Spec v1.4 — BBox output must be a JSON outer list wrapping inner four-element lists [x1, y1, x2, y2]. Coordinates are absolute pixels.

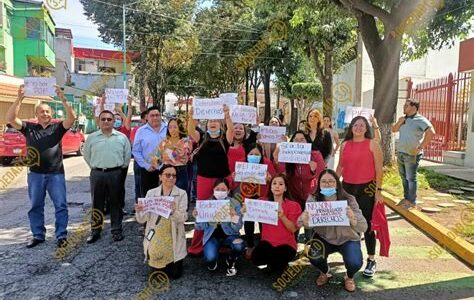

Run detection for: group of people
[[6, 83, 435, 292]]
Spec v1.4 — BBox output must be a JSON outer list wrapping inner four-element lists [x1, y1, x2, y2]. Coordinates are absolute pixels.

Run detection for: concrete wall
[[463, 71, 474, 167], [54, 36, 73, 86]]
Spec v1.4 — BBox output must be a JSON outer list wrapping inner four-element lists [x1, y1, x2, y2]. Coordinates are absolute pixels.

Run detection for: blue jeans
[[191, 160, 198, 202], [203, 235, 245, 263], [309, 238, 363, 278], [397, 152, 422, 203], [175, 165, 188, 192], [133, 160, 141, 203], [27, 172, 68, 240]]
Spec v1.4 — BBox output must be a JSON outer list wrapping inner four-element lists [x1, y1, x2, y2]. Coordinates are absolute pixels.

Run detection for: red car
[[0, 119, 85, 165]]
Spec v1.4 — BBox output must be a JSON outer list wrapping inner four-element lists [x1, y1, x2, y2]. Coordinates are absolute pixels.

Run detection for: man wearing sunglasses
[[83, 110, 131, 243]]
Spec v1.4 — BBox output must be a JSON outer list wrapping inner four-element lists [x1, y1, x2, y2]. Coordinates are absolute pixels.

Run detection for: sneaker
[[344, 274, 356, 292], [396, 199, 409, 207], [226, 258, 237, 276], [362, 259, 376, 277], [57, 238, 68, 248], [207, 261, 218, 271], [315, 271, 332, 286]]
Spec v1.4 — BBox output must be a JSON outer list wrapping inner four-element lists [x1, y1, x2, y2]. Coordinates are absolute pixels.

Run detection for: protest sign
[[196, 200, 231, 223], [344, 106, 374, 124], [230, 105, 257, 125], [193, 98, 224, 120], [95, 103, 115, 117], [220, 93, 238, 107], [24, 77, 56, 97], [235, 162, 267, 185], [278, 142, 311, 164], [306, 201, 349, 227], [243, 199, 279, 225], [137, 196, 174, 218], [105, 88, 128, 103], [258, 126, 286, 143]]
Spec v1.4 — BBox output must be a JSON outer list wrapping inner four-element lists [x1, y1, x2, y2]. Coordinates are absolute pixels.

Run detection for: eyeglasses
[[100, 118, 113, 122], [162, 173, 177, 179], [320, 180, 337, 185]]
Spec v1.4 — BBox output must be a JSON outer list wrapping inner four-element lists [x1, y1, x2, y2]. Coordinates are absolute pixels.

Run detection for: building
[[54, 27, 72, 87], [0, 0, 55, 77]]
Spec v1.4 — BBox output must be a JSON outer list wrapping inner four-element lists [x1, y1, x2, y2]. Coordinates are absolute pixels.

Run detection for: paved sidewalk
[[420, 160, 474, 183]]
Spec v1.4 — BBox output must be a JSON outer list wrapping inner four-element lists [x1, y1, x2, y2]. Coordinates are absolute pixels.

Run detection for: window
[[26, 17, 41, 39], [46, 27, 54, 49], [78, 60, 86, 71], [98, 66, 116, 73]]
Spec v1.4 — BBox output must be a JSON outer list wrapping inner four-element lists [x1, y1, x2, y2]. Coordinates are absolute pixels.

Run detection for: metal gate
[[408, 72, 471, 162]]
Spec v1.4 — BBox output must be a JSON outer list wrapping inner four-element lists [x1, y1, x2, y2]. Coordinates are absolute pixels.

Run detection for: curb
[[382, 191, 474, 268]]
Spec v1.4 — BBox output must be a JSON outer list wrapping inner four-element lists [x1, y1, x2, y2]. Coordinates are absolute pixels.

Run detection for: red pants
[[188, 176, 216, 255]]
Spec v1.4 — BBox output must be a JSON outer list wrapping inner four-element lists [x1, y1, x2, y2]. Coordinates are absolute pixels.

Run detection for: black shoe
[[86, 233, 101, 244], [112, 232, 124, 242], [362, 259, 377, 277], [57, 238, 68, 248], [26, 238, 45, 248]]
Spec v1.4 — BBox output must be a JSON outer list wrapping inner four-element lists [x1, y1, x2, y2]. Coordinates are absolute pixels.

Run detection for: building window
[[46, 28, 54, 49], [98, 66, 116, 73], [77, 60, 86, 71], [26, 18, 41, 39]]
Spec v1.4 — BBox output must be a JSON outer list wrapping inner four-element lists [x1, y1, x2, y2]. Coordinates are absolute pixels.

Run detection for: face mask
[[320, 187, 337, 197], [113, 120, 122, 128], [213, 190, 228, 200], [207, 129, 221, 136], [247, 154, 261, 164]]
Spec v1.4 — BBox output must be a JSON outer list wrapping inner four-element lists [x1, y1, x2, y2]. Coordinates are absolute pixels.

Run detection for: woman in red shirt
[[250, 174, 302, 272], [336, 116, 383, 278]]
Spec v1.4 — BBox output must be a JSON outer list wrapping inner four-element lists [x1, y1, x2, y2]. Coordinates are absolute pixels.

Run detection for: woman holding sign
[[336, 116, 383, 278], [187, 105, 234, 256], [192, 178, 244, 276], [250, 174, 302, 272], [135, 164, 188, 279], [305, 109, 333, 161], [299, 169, 367, 292], [227, 123, 258, 173]]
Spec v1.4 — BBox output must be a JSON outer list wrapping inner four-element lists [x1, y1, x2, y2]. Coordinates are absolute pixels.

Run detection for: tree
[[292, 81, 323, 123], [331, 0, 474, 164]]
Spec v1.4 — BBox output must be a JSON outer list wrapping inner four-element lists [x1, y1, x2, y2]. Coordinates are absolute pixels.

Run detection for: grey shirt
[[398, 113, 432, 155]]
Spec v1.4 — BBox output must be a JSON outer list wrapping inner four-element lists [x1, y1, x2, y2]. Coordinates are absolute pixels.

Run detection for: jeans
[[191, 160, 198, 202], [397, 152, 422, 203], [309, 237, 363, 279], [175, 165, 188, 192], [27, 172, 68, 240], [133, 160, 141, 203], [203, 235, 245, 263]]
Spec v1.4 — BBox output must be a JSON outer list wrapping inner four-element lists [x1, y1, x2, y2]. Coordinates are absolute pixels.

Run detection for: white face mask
[[213, 190, 228, 200]]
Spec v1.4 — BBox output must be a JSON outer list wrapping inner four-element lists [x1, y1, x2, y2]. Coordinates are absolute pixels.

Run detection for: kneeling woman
[[135, 165, 188, 279], [299, 169, 367, 292], [193, 178, 245, 276], [250, 174, 302, 272]]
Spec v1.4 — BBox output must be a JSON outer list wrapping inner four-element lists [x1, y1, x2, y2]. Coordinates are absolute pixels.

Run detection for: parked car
[[0, 120, 85, 166]]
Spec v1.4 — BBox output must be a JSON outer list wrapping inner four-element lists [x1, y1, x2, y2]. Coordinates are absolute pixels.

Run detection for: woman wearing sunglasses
[[135, 164, 188, 279]]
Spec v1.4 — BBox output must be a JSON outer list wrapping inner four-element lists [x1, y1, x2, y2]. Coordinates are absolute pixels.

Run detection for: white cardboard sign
[[344, 106, 374, 124], [24, 77, 56, 97], [243, 199, 279, 225], [235, 162, 267, 185], [306, 200, 349, 227], [95, 103, 115, 117], [193, 98, 224, 120], [105, 88, 129, 103], [219, 93, 238, 107], [137, 196, 174, 219], [258, 126, 286, 143], [278, 142, 311, 164], [230, 105, 257, 125], [196, 200, 231, 223]]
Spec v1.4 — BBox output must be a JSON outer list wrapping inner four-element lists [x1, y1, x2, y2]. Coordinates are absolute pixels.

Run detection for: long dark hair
[[166, 118, 186, 139], [286, 130, 311, 175], [323, 115, 332, 129], [268, 173, 292, 201], [344, 116, 372, 141], [313, 169, 351, 201], [245, 143, 264, 164]]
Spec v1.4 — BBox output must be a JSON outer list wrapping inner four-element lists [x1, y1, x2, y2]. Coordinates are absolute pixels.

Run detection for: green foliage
[[292, 82, 322, 101]]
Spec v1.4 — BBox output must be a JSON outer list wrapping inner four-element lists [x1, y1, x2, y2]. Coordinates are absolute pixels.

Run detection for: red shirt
[[130, 126, 141, 144], [117, 126, 130, 139], [227, 145, 246, 173], [341, 139, 375, 184], [261, 199, 302, 250]]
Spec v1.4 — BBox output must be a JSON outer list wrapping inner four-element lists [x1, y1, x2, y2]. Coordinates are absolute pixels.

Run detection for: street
[[0, 156, 473, 300]]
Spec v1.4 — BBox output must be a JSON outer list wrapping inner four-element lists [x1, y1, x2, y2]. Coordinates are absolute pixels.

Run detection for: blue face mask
[[320, 187, 337, 197], [247, 154, 261, 164], [207, 129, 221, 136], [113, 120, 122, 128]]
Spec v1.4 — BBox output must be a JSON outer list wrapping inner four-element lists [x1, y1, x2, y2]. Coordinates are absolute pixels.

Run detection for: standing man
[[6, 85, 76, 248], [130, 110, 148, 209], [132, 106, 167, 197], [392, 99, 435, 208], [78, 114, 87, 133], [83, 110, 131, 243]]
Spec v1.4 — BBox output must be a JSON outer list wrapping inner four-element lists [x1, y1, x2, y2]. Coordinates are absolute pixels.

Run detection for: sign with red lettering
[[306, 201, 349, 227], [243, 199, 278, 225], [138, 196, 174, 218]]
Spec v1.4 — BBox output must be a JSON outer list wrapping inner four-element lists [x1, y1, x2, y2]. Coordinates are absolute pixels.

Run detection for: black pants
[[140, 167, 160, 197], [151, 260, 183, 280], [343, 181, 376, 256], [119, 166, 128, 209], [90, 169, 123, 234], [244, 221, 262, 248], [251, 240, 296, 272]]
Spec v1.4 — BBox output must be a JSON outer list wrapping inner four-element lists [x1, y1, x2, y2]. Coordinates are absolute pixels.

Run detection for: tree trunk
[[245, 68, 250, 106], [262, 68, 272, 124], [138, 49, 147, 112], [322, 50, 333, 118], [253, 68, 259, 108], [290, 98, 297, 136]]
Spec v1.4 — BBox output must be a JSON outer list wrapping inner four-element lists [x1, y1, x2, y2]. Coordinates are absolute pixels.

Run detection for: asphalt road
[[0, 156, 473, 300]]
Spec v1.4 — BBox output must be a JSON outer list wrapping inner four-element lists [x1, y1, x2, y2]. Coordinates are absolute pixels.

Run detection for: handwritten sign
[[235, 162, 267, 185], [24, 77, 56, 97], [105, 88, 129, 103], [306, 201, 349, 227], [278, 142, 311, 164], [196, 200, 231, 222], [219, 93, 238, 106], [344, 106, 374, 124], [95, 103, 115, 117], [230, 105, 257, 125], [193, 98, 224, 120], [138, 196, 174, 218], [258, 126, 286, 143], [243, 199, 279, 225]]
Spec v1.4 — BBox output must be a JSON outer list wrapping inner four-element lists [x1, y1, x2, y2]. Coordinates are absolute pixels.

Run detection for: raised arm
[[6, 85, 25, 130], [370, 115, 381, 143], [56, 86, 76, 129], [187, 110, 200, 143], [391, 116, 406, 133], [224, 104, 234, 144]]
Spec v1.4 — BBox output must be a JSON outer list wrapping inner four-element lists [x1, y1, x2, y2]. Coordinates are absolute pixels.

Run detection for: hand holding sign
[[24, 77, 56, 97], [105, 88, 129, 103], [234, 162, 267, 184], [258, 126, 287, 143], [344, 106, 375, 124], [306, 201, 349, 227], [193, 98, 224, 120], [243, 199, 279, 225], [278, 142, 311, 164], [230, 105, 257, 125], [137, 196, 174, 218]]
